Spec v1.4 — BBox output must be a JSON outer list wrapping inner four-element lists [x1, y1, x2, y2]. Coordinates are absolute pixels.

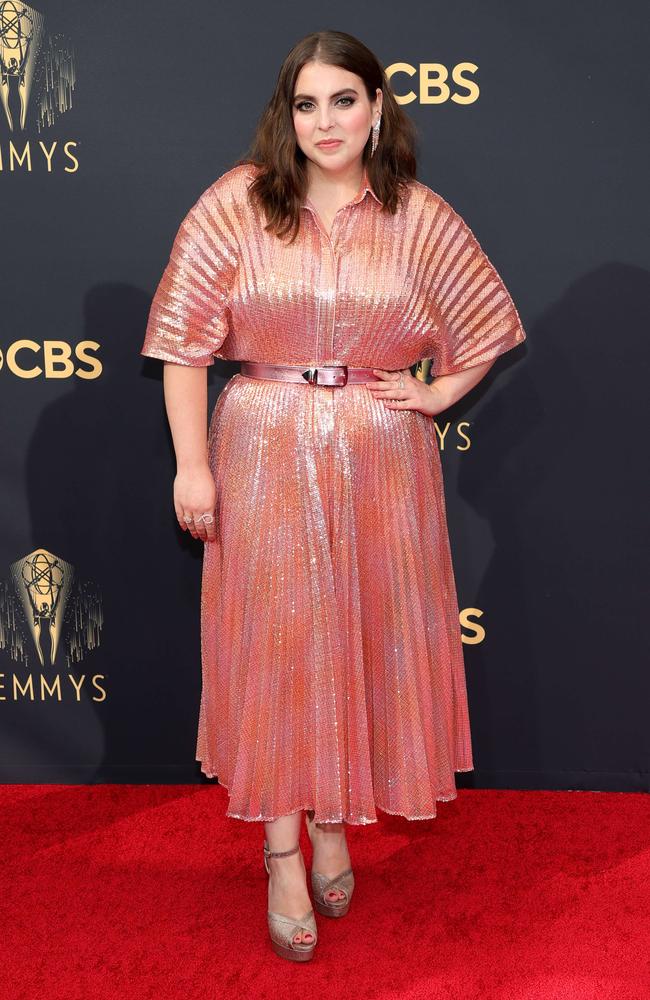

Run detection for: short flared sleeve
[[425, 193, 526, 377], [140, 180, 239, 366]]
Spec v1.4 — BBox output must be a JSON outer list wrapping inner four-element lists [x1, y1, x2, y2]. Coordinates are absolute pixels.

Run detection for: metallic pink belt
[[240, 361, 380, 386]]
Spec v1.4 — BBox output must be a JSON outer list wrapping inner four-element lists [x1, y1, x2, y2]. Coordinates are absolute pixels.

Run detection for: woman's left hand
[[366, 368, 448, 417]]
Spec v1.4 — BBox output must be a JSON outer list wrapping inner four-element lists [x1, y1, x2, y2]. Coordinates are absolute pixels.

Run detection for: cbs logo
[[0, 342, 101, 379], [386, 62, 480, 105], [460, 609, 486, 645]]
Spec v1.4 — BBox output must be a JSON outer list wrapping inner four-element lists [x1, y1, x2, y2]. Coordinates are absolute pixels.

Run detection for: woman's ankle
[[267, 850, 306, 879]]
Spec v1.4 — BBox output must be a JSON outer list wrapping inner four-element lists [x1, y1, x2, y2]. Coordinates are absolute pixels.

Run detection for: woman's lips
[[317, 140, 343, 148]]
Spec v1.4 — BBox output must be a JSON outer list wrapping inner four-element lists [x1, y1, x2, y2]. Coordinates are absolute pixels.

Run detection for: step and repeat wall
[[1, 0, 647, 789]]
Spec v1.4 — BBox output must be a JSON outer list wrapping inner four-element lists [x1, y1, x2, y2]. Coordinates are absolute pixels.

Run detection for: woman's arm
[[368, 358, 495, 416], [429, 358, 495, 411], [163, 363, 209, 470], [163, 362, 216, 543]]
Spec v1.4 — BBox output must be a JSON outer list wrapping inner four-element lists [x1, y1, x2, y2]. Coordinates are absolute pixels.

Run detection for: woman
[[140, 30, 526, 962]]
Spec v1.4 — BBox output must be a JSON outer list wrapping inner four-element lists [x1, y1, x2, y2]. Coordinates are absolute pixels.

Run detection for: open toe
[[264, 841, 318, 961]]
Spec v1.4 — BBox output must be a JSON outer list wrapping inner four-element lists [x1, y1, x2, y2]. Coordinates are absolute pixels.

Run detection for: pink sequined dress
[[140, 162, 526, 823]]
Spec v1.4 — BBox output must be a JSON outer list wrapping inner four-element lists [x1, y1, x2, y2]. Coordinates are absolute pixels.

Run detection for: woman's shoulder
[[196, 161, 259, 208], [404, 177, 457, 219]]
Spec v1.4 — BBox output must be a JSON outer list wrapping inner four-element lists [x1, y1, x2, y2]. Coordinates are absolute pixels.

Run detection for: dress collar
[[302, 165, 383, 209], [354, 165, 382, 206]]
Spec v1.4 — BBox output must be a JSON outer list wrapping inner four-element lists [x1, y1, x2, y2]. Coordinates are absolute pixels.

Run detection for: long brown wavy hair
[[234, 30, 419, 244]]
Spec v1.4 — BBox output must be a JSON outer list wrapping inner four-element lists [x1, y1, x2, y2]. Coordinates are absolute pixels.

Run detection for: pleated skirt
[[195, 372, 474, 823]]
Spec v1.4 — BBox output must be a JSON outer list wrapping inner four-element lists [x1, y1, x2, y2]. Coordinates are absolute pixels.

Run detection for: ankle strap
[[263, 843, 300, 859]]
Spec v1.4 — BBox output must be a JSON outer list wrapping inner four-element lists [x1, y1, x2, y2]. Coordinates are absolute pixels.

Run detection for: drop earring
[[370, 114, 381, 157]]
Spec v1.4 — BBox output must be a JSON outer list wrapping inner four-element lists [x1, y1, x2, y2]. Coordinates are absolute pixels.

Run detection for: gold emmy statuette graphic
[[414, 358, 433, 383], [9, 548, 74, 667], [2, 549, 103, 671], [0, 2, 75, 134], [0, 1, 41, 131]]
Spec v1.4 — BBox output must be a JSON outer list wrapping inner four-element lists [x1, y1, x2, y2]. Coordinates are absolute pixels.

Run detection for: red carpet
[[2, 784, 649, 999]]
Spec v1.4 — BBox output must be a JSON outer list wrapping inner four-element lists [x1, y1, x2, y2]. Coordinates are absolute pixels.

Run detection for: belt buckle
[[301, 365, 348, 386]]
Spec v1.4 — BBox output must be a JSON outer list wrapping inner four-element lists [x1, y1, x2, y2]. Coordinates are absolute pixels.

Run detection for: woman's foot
[[266, 846, 315, 947], [305, 810, 352, 905]]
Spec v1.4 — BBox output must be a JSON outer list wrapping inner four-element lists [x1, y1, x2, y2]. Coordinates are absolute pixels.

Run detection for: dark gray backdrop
[[1, 0, 647, 790]]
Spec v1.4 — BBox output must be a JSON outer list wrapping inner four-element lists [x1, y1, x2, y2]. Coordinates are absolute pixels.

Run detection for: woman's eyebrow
[[293, 88, 359, 101]]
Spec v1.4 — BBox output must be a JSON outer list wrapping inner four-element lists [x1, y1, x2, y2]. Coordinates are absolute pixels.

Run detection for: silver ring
[[184, 514, 194, 523], [196, 512, 214, 524]]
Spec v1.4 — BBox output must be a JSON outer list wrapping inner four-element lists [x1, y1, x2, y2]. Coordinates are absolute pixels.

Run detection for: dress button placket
[[305, 202, 344, 364]]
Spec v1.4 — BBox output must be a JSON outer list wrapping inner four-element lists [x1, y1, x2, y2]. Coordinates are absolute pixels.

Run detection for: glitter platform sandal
[[305, 808, 355, 918], [263, 842, 318, 962]]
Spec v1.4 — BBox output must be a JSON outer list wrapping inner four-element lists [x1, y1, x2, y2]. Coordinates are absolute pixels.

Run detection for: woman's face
[[292, 60, 381, 175]]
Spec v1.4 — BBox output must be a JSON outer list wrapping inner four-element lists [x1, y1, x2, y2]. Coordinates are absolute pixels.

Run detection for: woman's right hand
[[173, 464, 217, 543]]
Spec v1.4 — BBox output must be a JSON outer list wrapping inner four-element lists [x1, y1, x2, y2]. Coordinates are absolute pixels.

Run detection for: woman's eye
[[294, 96, 355, 112]]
